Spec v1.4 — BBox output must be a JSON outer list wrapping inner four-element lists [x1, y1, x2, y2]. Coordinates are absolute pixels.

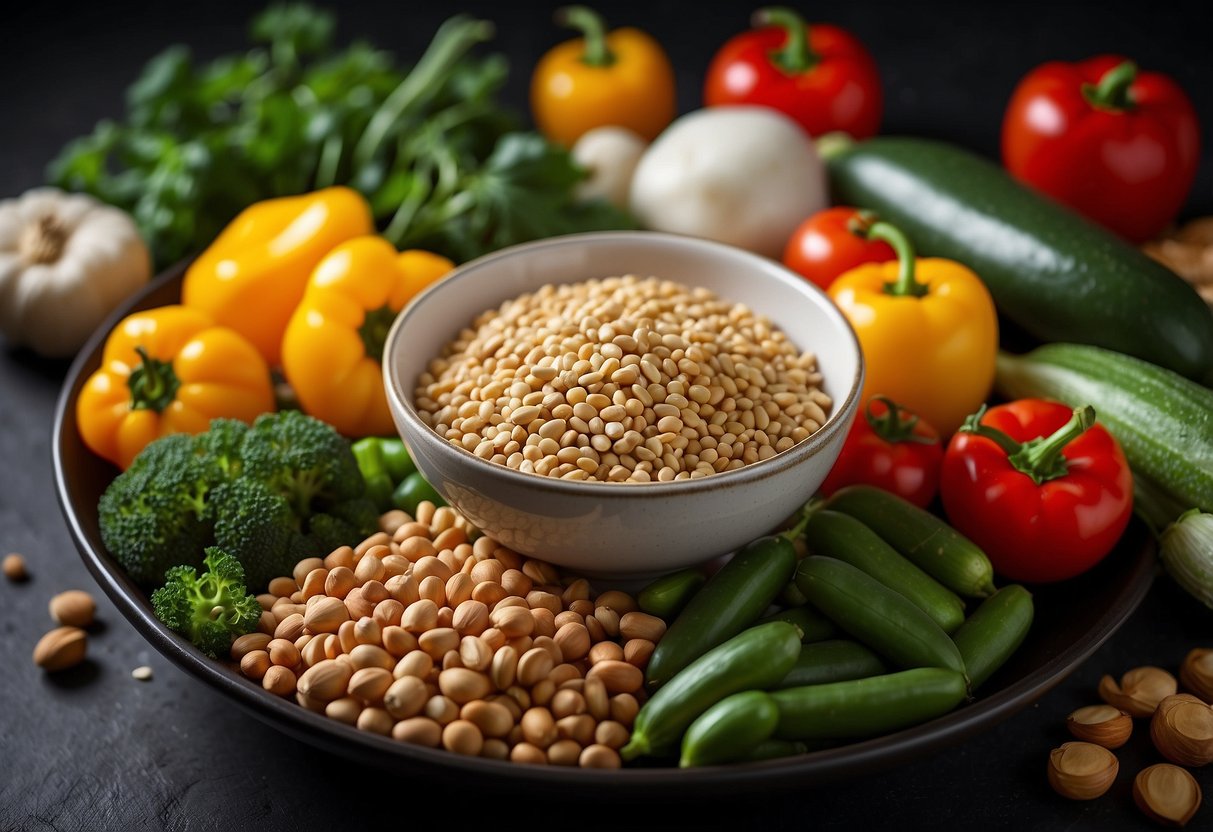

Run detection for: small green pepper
[[392, 471, 446, 515], [378, 437, 417, 483], [351, 437, 396, 511]]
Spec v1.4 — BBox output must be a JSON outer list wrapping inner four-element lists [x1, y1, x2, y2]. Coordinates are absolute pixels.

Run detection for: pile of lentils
[[234, 502, 667, 767], [415, 275, 832, 483]]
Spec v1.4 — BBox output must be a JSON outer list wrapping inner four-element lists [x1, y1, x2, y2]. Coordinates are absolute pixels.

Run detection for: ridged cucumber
[[825, 136, 1213, 383]]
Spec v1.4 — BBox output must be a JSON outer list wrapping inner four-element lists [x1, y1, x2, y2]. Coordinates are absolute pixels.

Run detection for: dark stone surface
[[1, 1, 1209, 829]]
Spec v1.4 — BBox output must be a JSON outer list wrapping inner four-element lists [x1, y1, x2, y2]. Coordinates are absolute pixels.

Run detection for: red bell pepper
[[940, 399, 1133, 584], [820, 396, 942, 508], [703, 7, 882, 139], [1002, 56, 1201, 243], [782, 207, 895, 290]]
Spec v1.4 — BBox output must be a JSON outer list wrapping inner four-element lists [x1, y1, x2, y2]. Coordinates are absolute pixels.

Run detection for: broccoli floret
[[211, 478, 312, 591], [194, 418, 248, 480], [241, 411, 366, 515], [308, 497, 380, 553], [151, 547, 261, 658], [99, 433, 217, 586]]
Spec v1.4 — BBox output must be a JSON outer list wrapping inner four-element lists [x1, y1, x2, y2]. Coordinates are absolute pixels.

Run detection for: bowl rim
[[383, 230, 865, 495]]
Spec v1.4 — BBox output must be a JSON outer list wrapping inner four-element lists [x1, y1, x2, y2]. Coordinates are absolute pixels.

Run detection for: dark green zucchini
[[824, 136, 1213, 383]]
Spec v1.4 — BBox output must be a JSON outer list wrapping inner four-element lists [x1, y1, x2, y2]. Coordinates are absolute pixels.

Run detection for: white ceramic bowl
[[383, 231, 863, 579]]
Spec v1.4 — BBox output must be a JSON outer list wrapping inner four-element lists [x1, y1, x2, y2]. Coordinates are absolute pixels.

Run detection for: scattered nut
[[32, 626, 88, 672], [49, 590, 96, 628], [1180, 649, 1213, 703], [1151, 694, 1213, 768], [1134, 763, 1202, 827], [131, 666, 154, 681], [1047, 742, 1118, 800], [1099, 666, 1178, 718], [1067, 704, 1133, 749], [4, 553, 28, 581]]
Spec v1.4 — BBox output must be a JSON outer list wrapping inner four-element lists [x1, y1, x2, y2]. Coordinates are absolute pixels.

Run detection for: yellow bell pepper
[[530, 5, 676, 146], [77, 305, 275, 469], [281, 237, 454, 437], [181, 186, 373, 367], [828, 221, 998, 436]]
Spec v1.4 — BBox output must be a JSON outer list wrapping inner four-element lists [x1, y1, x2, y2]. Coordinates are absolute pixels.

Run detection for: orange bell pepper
[[281, 237, 454, 437], [77, 305, 275, 469], [530, 5, 676, 146], [828, 220, 998, 436], [181, 186, 373, 367]]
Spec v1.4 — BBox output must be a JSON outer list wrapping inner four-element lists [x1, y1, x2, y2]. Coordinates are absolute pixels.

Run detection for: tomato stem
[[128, 345, 181, 413], [865, 396, 935, 445], [861, 221, 927, 298], [1083, 61, 1137, 112], [557, 5, 616, 67], [754, 7, 819, 74], [960, 404, 1096, 485]]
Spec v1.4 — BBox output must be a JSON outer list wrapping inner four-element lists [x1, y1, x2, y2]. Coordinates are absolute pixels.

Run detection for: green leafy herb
[[48, 4, 632, 268]]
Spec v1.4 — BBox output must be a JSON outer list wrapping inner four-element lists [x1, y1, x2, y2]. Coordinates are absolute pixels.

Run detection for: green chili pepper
[[392, 471, 447, 515]]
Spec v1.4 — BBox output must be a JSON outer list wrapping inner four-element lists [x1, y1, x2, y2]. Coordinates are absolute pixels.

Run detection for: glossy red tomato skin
[[940, 399, 1134, 584], [1001, 55, 1200, 243], [782, 207, 896, 290], [819, 399, 942, 508], [704, 24, 882, 140]]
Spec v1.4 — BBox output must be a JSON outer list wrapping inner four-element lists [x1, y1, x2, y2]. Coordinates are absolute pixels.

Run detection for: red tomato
[[1002, 55, 1200, 243], [703, 9, 882, 139], [782, 207, 896, 290], [941, 399, 1133, 583], [820, 397, 942, 508]]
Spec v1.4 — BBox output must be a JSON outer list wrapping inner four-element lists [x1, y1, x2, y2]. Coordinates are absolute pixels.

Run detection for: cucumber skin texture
[[826, 485, 996, 599], [951, 585, 1035, 692], [645, 535, 797, 689], [759, 605, 837, 643], [637, 568, 706, 619], [996, 344, 1213, 514], [772, 668, 968, 740], [805, 510, 966, 633], [794, 556, 967, 676], [679, 690, 780, 768], [623, 621, 802, 760], [826, 137, 1213, 383], [776, 639, 888, 689]]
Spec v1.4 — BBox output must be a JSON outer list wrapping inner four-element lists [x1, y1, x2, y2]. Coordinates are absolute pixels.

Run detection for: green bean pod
[[951, 584, 1035, 691], [679, 690, 780, 767], [637, 568, 706, 619], [758, 605, 837, 643], [622, 621, 801, 761], [773, 668, 969, 740], [804, 510, 966, 633], [776, 639, 887, 689], [645, 534, 798, 689], [739, 739, 811, 762], [794, 556, 967, 677], [826, 485, 996, 598]]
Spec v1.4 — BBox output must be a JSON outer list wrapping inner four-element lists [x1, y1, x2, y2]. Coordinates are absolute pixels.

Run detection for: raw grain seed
[[439, 668, 493, 704], [298, 660, 353, 701], [510, 743, 548, 765], [274, 614, 306, 642], [348, 667, 393, 703], [548, 739, 583, 766], [357, 707, 393, 735], [324, 546, 355, 571], [231, 633, 272, 661], [384, 676, 428, 719], [268, 638, 300, 668], [589, 642, 625, 665], [268, 576, 298, 598], [372, 599, 404, 628], [337, 620, 359, 654], [419, 628, 460, 660], [48, 590, 96, 628], [394, 650, 434, 680], [594, 590, 638, 615], [580, 744, 622, 768], [482, 739, 510, 760], [240, 650, 271, 681], [262, 666, 297, 697], [595, 720, 630, 750], [462, 700, 514, 738], [443, 720, 485, 756], [343, 588, 374, 620], [623, 638, 655, 668], [556, 714, 597, 746], [349, 644, 394, 671], [425, 695, 461, 725], [402, 599, 439, 633], [3, 553, 28, 581], [517, 647, 556, 687], [393, 717, 443, 747], [619, 611, 666, 642], [491, 606, 535, 638], [326, 697, 363, 725], [459, 636, 493, 672], [521, 707, 559, 748], [609, 693, 640, 725], [491, 645, 520, 690]]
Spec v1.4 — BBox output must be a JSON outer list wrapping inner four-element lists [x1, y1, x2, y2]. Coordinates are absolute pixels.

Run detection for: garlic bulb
[[0, 187, 150, 357]]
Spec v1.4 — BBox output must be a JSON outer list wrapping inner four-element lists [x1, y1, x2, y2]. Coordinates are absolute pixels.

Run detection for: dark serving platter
[[52, 263, 1157, 795]]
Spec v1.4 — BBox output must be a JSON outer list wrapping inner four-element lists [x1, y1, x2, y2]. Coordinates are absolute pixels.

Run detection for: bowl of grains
[[383, 231, 863, 578]]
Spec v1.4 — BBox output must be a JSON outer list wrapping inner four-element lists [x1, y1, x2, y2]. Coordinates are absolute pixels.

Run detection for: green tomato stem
[[863, 221, 927, 299], [754, 7, 819, 74], [557, 6, 616, 67], [128, 346, 181, 413], [865, 396, 935, 445], [960, 404, 1096, 486], [1083, 61, 1138, 112]]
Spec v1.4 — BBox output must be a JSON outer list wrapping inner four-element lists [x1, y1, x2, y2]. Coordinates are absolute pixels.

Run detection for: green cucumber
[[794, 556, 967, 678], [758, 605, 837, 643], [951, 585, 1034, 692], [824, 136, 1213, 383], [679, 690, 780, 768], [805, 510, 966, 633], [776, 639, 887, 689], [739, 739, 812, 762], [826, 485, 996, 598], [995, 343, 1213, 516], [622, 621, 801, 761], [772, 668, 969, 740], [645, 533, 798, 689], [637, 568, 706, 619]]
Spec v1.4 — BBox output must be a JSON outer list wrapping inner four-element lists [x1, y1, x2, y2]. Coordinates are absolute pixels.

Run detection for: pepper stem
[[556, 6, 615, 67], [359, 304, 398, 363], [1083, 61, 1137, 112], [128, 345, 181, 413], [754, 7, 819, 74], [861, 221, 927, 298], [960, 404, 1096, 486], [865, 396, 935, 445]]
